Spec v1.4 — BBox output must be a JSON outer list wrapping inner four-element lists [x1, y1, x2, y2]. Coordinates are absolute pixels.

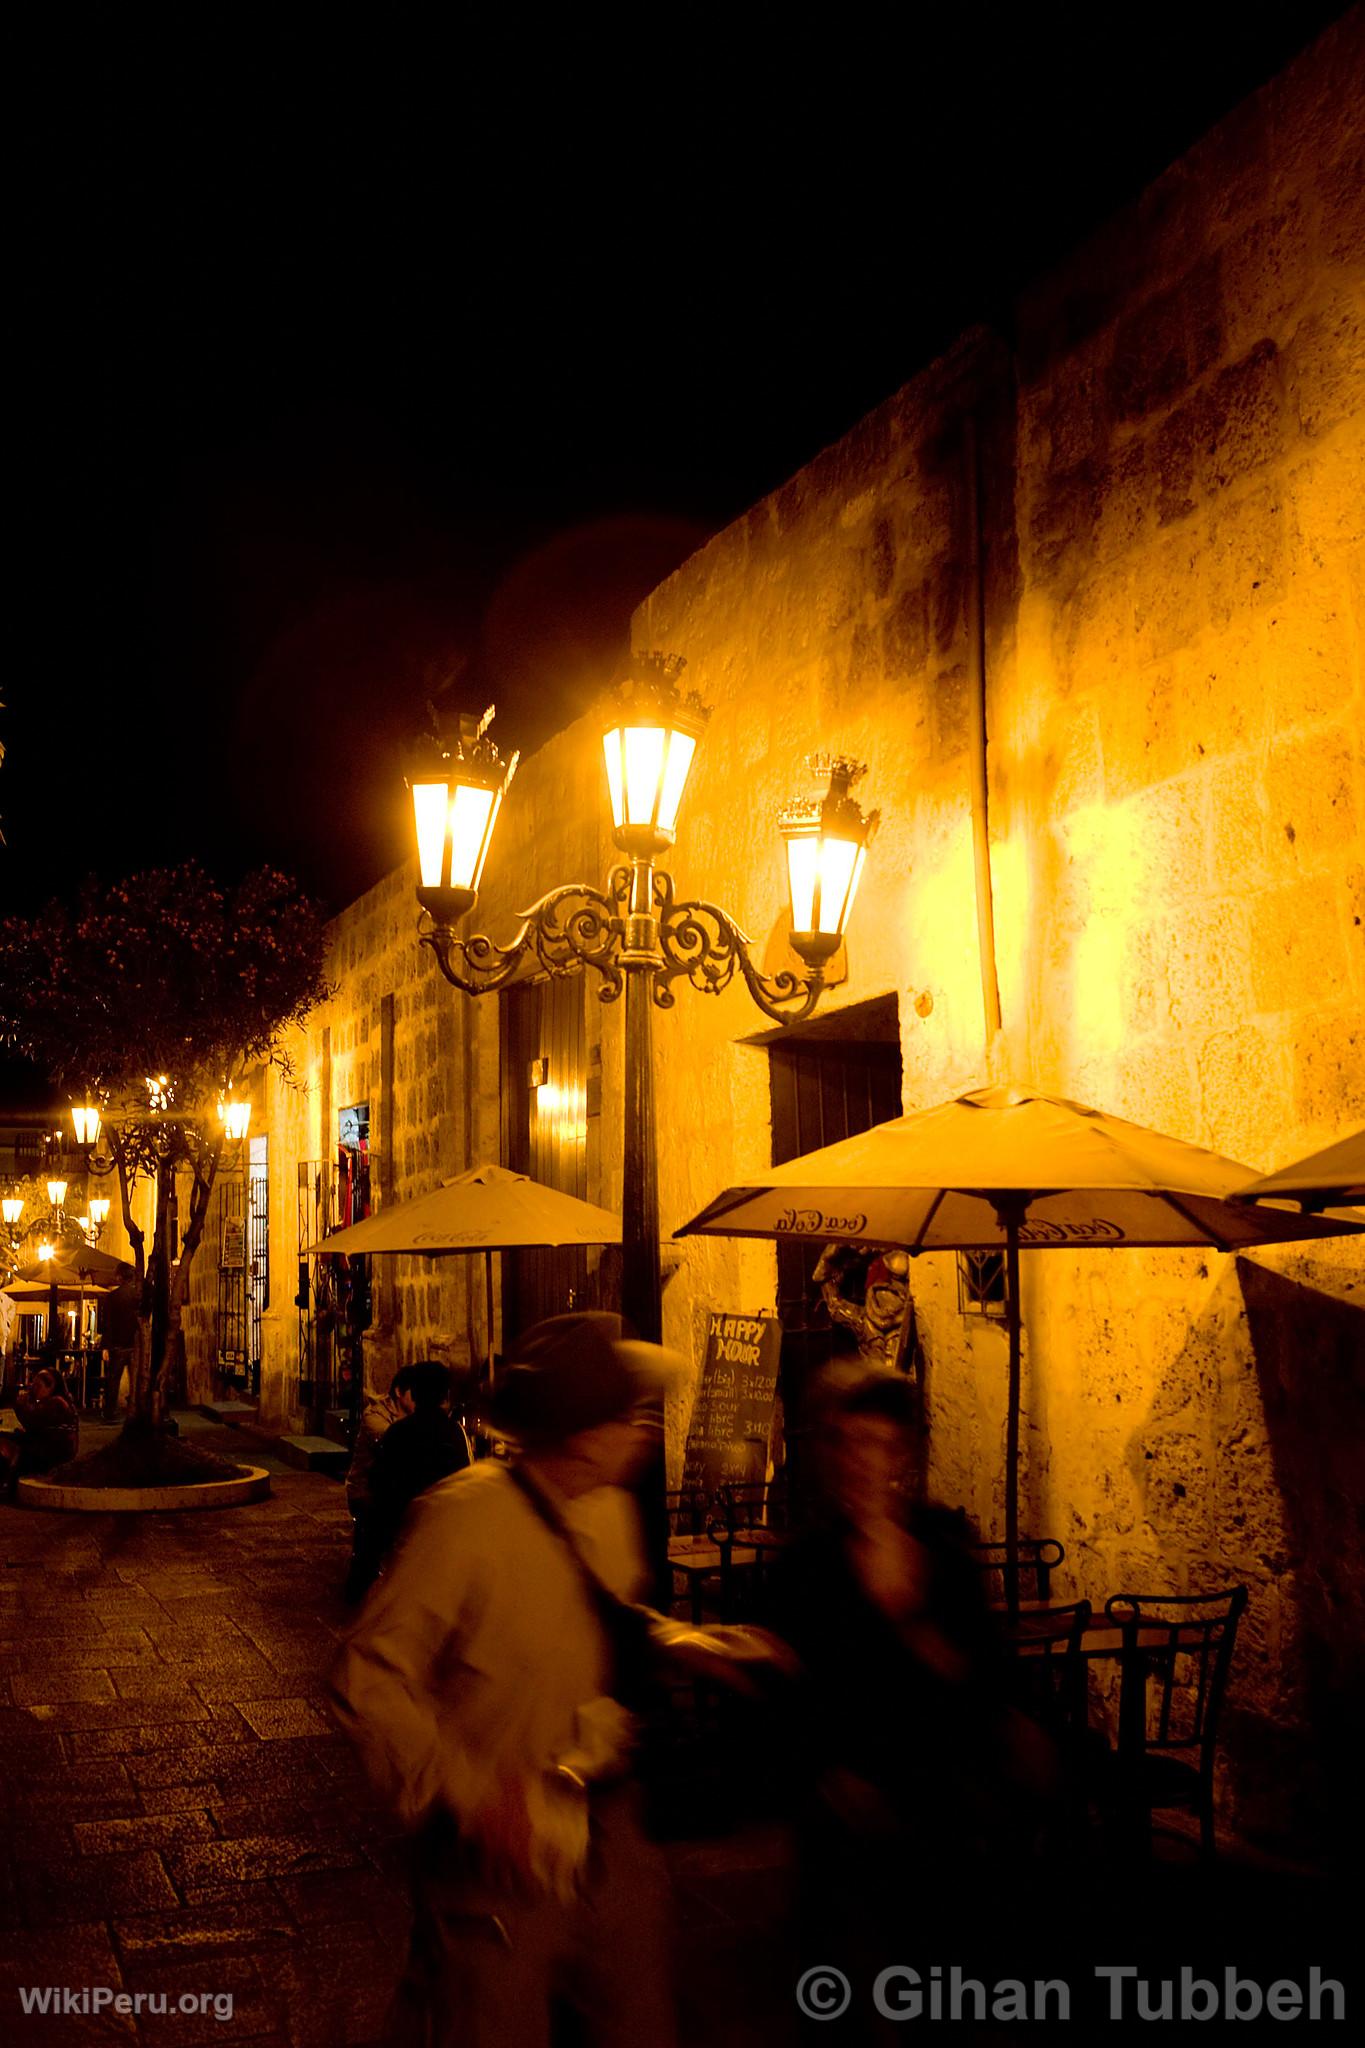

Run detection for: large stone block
[[1206, 755, 1273, 888], [1315, 131, 1365, 268], [1093, 437, 1150, 562], [1106, 257, 1224, 422], [1249, 878, 1353, 1012], [1284, 297, 1365, 439], [1290, 1006, 1365, 1124], [881, 580, 929, 680], [1165, 897, 1256, 1030], [1026, 458, 1104, 583], [1264, 723, 1361, 869], [1195, 1020, 1294, 1164]]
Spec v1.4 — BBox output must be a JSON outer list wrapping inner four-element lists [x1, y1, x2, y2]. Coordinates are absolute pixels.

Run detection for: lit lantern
[[37, 1240, 55, 1263], [71, 1102, 102, 1147], [601, 655, 710, 858], [46, 1179, 68, 1210], [89, 1198, 111, 1227], [218, 1097, 251, 1141], [1, 1197, 23, 1227], [779, 756, 880, 968], [409, 707, 520, 926]]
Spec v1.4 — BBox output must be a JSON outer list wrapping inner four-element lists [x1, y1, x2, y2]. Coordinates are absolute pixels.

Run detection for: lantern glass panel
[[602, 727, 625, 829], [623, 727, 667, 827], [785, 833, 820, 934], [656, 730, 697, 835], [449, 783, 496, 892], [412, 782, 451, 889]]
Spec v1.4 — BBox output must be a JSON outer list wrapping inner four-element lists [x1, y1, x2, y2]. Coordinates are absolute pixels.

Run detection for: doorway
[[766, 993, 903, 1394], [501, 976, 591, 1343]]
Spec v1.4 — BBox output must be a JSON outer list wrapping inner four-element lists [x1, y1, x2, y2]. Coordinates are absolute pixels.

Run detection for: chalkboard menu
[[682, 1311, 783, 1497]]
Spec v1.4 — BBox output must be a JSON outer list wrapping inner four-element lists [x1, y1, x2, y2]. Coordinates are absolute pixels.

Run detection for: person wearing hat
[[329, 1310, 682, 2047]]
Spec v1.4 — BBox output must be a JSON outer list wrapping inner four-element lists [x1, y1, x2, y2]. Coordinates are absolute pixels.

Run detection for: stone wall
[[176, 10, 1364, 1852], [631, 11, 1364, 1851]]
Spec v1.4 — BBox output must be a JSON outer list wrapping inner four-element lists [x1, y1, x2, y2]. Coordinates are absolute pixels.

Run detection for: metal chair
[[708, 1475, 791, 1619], [666, 1485, 749, 1622], [1000, 1598, 1093, 1739], [1103, 1585, 1248, 1859], [969, 1537, 1065, 1609], [999, 1597, 1094, 1842]]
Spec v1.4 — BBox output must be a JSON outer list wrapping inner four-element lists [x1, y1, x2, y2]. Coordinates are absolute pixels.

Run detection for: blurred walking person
[[329, 1313, 680, 2047], [351, 1360, 471, 1597], [771, 1366, 1036, 2037], [343, 1370, 401, 1601]]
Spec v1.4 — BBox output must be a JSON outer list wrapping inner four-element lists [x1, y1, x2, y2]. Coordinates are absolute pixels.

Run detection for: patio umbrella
[[55, 1241, 135, 1283], [1230, 1127, 1365, 1215], [676, 1083, 1365, 1594], [305, 1162, 622, 1384]]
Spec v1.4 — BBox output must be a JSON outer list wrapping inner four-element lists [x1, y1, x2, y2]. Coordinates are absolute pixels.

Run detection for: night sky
[[5, 4, 1349, 941]]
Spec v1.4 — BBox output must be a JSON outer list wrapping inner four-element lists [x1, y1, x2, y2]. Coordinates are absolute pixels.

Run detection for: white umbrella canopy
[[305, 1163, 622, 1389], [676, 1083, 1365, 1598], [1231, 1127, 1365, 1215], [676, 1085, 1365, 1252], [305, 1163, 622, 1255]]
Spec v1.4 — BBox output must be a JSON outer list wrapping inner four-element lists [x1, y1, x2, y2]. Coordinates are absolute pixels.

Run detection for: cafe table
[[997, 1598, 1217, 1855]]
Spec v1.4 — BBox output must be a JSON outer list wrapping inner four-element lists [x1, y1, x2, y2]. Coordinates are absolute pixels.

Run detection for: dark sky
[[4, 4, 1350, 933]]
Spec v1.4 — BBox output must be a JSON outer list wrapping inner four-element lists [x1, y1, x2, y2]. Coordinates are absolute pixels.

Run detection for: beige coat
[[329, 1460, 646, 1897]]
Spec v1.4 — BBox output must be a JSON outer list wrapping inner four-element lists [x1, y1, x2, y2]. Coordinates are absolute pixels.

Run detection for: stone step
[[199, 1400, 259, 1422], [273, 1434, 351, 1475]]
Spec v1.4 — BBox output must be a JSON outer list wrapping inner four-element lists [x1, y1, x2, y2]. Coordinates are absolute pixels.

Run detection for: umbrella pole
[[484, 1249, 495, 1391], [1004, 1215, 1022, 1621]]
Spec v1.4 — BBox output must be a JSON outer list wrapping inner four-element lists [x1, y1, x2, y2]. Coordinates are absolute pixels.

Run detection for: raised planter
[[16, 1465, 271, 1513]]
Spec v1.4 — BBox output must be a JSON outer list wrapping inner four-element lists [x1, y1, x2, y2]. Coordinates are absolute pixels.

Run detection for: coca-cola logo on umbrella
[[1018, 1217, 1127, 1244], [775, 1206, 870, 1236]]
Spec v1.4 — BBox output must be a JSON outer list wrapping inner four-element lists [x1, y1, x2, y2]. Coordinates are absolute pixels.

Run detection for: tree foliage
[[0, 864, 331, 1452], [0, 863, 329, 1102]]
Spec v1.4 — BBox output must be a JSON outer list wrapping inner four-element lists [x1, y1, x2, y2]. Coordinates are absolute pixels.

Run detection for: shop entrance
[[501, 976, 591, 1345], [765, 993, 903, 1395]]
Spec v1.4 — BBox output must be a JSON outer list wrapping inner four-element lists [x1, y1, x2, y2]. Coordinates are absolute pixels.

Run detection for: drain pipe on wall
[[964, 411, 1005, 1074]]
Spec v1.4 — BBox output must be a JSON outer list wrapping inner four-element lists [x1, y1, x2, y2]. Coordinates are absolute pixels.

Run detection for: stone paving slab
[[17, 1413, 1341, 2044]]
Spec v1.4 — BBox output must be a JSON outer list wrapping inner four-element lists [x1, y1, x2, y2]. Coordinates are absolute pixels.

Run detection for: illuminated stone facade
[[186, 15, 1361, 1850]]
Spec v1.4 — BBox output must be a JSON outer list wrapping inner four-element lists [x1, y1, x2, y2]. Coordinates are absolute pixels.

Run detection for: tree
[[0, 864, 330, 1477]]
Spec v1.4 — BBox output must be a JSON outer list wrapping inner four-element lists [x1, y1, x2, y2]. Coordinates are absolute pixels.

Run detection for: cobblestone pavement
[[0, 1420, 791, 2047]]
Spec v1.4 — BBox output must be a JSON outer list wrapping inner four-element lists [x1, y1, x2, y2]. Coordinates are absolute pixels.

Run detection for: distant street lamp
[[406, 655, 878, 1350], [71, 1102, 103, 1148], [218, 1095, 252, 1143]]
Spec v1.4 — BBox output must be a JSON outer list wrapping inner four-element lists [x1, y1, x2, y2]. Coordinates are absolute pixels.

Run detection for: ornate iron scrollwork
[[653, 869, 825, 1022], [419, 877, 628, 1003]]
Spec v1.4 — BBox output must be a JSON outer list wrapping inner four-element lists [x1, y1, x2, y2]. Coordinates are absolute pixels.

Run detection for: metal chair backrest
[[710, 1474, 791, 1542], [665, 1485, 714, 1540], [969, 1537, 1065, 1607], [1000, 1597, 1093, 1744], [1103, 1586, 1247, 1765]]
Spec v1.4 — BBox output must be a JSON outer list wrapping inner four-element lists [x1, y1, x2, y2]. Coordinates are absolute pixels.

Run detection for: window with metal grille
[[957, 1249, 1009, 1318]]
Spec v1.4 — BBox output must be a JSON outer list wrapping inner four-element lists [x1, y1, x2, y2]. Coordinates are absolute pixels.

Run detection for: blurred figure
[[330, 1312, 680, 2047], [0, 1365, 79, 1495], [771, 1366, 1033, 2034], [356, 1360, 471, 1594], [101, 1271, 141, 1420], [343, 1371, 401, 1601]]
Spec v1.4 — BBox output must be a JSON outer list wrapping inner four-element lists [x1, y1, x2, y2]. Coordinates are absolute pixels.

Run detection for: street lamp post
[[406, 654, 879, 1350]]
